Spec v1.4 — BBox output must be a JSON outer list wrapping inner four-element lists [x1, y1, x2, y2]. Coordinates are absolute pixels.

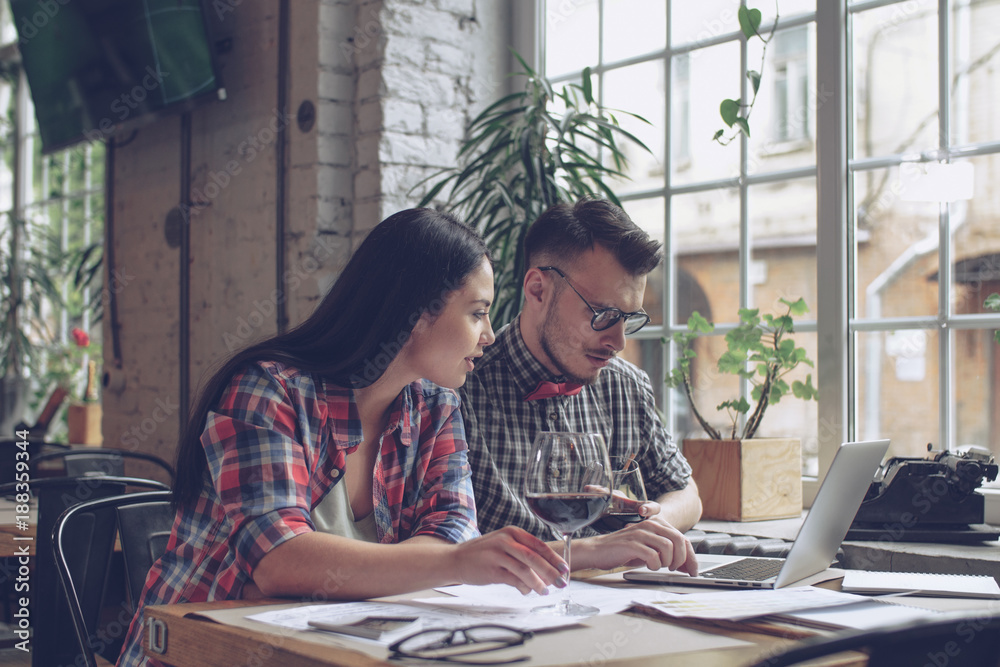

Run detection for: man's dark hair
[[524, 198, 662, 275]]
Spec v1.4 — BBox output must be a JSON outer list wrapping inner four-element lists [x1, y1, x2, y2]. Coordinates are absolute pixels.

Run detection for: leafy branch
[[664, 297, 817, 440], [714, 3, 781, 145]]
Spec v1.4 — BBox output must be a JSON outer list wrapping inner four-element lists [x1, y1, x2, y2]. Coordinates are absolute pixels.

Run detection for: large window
[[1, 4, 105, 435], [541, 0, 1000, 485]]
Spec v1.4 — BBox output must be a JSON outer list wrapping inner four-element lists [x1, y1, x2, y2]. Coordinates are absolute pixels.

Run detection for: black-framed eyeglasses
[[388, 624, 532, 665], [538, 266, 651, 335]]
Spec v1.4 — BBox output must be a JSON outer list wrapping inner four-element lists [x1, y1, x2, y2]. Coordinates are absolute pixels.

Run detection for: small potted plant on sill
[[664, 297, 818, 521], [48, 327, 103, 446]]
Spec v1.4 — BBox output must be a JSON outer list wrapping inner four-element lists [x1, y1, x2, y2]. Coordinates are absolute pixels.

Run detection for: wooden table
[[144, 601, 804, 667], [141, 587, 829, 667], [142, 567, 1000, 667]]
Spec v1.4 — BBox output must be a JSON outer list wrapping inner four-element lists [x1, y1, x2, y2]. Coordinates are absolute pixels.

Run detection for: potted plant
[[664, 297, 818, 521], [416, 53, 650, 329]]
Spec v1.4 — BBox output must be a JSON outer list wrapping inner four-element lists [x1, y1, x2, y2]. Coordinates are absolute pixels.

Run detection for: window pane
[[955, 328, 996, 459], [854, 166, 940, 318], [673, 188, 740, 326], [852, 4, 938, 159], [672, 41, 741, 186], [545, 0, 598, 78], [748, 24, 816, 171], [603, 0, 664, 63], [604, 60, 664, 196], [671, 55, 691, 169], [620, 338, 664, 409], [950, 0, 1000, 146], [856, 329, 940, 460], [623, 197, 665, 326], [670, 1, 739, 48], [0, 77, 13, 211], [951, 155, 1000, 316], [749, 177, 818, 320], [776, 1, 815, 17]]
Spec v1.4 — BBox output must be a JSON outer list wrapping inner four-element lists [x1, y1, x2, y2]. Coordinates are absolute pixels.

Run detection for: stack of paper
[[841, 570, 1000, 599]]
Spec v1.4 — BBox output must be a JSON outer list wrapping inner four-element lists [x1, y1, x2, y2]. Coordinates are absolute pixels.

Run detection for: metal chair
[[748, 611, 1000, 667], [0, 476, 168, 667], [52, 489, 174, 667], [114, 491, 174, 611], [30, 449, 175, 483]]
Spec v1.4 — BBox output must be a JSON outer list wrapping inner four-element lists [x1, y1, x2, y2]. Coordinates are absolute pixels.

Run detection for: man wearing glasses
[[460, 198, 701, 577]]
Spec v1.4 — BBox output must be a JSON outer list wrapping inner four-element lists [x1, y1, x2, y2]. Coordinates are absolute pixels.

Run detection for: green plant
[[664, 297, 818, 440], [0, 216, 66, 379], [416, 53, 651, 328], [986, 293, 1000, 344], [714, 2, 780, 145]]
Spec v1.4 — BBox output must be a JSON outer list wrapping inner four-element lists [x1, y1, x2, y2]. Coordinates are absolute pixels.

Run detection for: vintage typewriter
[[845, 444, 999, 543]]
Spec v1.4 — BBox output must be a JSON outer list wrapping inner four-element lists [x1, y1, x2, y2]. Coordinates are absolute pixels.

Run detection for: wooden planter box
[[67, 402, 103, 446], [683, 438, 802, 522]]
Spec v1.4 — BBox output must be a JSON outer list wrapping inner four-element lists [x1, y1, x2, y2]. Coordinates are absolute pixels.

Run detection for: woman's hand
[[451, 526, 569, 595], [572, 520, 698, 576]]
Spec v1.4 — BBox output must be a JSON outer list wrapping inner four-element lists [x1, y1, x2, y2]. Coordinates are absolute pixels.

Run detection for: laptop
[[624, 439, 890, 589]]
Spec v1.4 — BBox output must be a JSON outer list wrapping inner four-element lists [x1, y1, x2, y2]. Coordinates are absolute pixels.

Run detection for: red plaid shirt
[[118, 361, 478, 666]]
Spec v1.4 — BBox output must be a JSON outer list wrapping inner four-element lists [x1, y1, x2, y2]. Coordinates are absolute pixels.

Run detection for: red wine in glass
[[525, 492, 609, 534], [593, 456, 648, 532], [593, 510, 645, 532], [523, 431, 612, 616]]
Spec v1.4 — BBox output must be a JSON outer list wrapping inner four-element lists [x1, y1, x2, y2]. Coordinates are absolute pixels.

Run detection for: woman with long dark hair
[[118, 209, 566, 667]]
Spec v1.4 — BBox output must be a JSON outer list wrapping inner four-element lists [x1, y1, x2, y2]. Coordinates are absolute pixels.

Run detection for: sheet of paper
[[425, 580, 642, 615], [246, 599, 579, 645], [632, 586, 869, 621], [773, 599, 941, 630]]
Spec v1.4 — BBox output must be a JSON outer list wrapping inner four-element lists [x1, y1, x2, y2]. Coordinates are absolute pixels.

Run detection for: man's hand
[[571, 520, 698, 576]]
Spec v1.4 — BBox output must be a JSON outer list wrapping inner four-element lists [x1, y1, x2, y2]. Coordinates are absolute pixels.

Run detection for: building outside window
[[540, 0, 1000, 487]]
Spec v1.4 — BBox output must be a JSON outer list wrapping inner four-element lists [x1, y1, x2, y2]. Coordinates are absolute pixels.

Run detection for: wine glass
[[523, 431, 612, 616], [594, 455, 649, 532]]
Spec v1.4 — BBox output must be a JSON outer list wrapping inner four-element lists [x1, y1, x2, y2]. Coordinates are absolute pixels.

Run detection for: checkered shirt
[[459, 316, 692, 538], [118, 360, 478, 667]]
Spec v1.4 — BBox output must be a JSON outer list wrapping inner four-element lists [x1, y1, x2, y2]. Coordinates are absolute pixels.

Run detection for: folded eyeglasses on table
[[388, 624, 533, 665]]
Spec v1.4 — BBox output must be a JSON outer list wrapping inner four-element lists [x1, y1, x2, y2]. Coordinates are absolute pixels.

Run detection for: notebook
[[841, 570, 1000, 599], [624, 439, 890, 589]]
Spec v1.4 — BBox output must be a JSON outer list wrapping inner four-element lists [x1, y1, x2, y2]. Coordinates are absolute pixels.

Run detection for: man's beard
[[537, 305, 612, 385]]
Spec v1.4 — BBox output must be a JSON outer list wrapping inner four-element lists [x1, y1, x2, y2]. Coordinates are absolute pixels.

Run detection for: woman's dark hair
[[173, 208, 490, 505], [524, 198, 662, 275]]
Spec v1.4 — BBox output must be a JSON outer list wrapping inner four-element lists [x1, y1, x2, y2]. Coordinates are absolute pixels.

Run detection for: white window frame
[[536, 2, 1000, 515]]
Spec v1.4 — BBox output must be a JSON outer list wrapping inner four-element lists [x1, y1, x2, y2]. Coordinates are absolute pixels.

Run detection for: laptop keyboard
[[699, 558, 784, 581]]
